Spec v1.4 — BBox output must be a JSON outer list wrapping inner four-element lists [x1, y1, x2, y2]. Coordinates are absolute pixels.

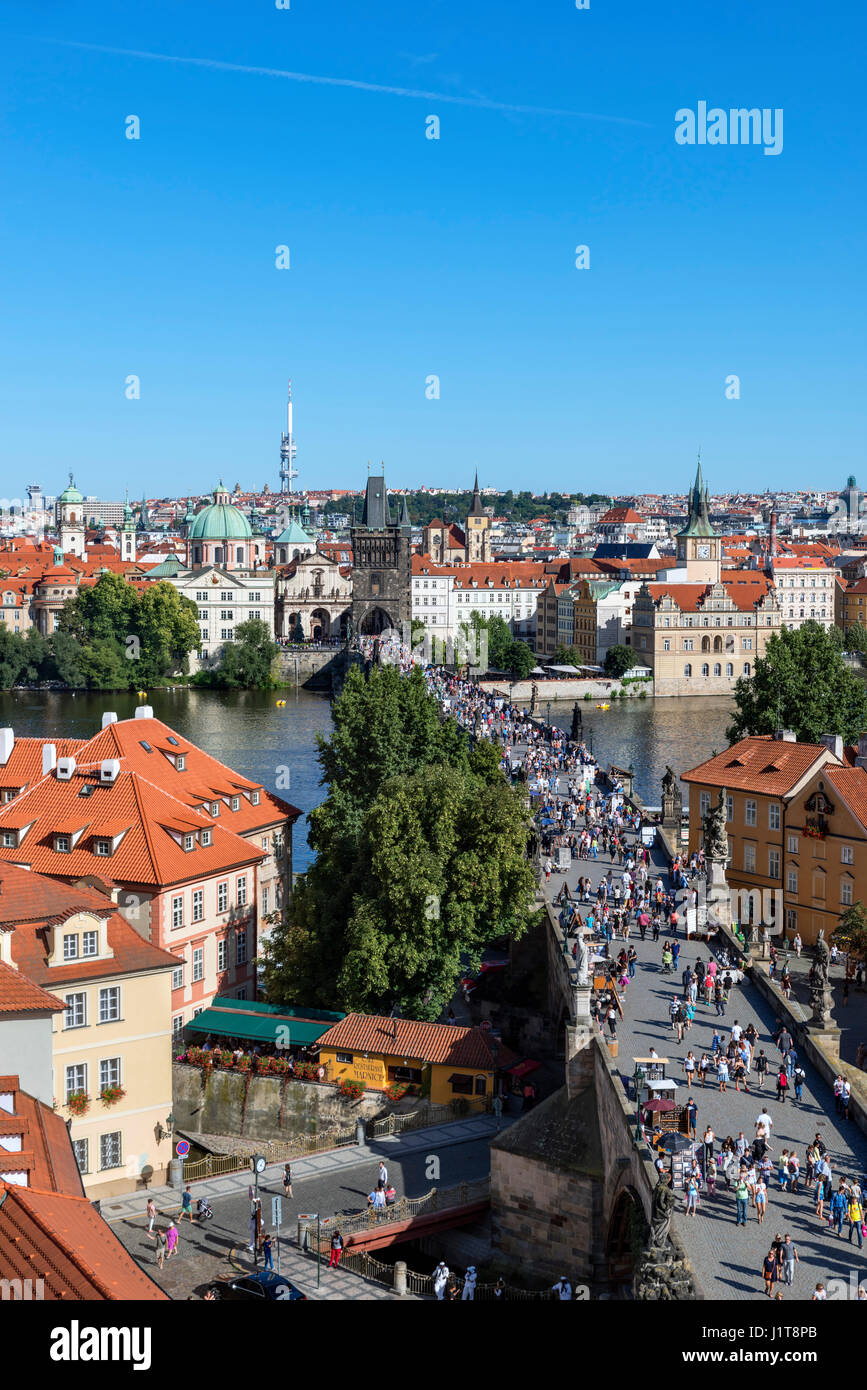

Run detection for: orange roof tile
[[318, 1013, 519, 1070], [0, 959, 64, 1014], [682, 736, 834, 796]]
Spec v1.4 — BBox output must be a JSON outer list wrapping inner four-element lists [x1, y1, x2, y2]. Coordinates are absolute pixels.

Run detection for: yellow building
[[0, 862, 176, 1196], [316, 1013, 518, 1106], [680, 733, 865, 946], [840, 577, 867, 637]]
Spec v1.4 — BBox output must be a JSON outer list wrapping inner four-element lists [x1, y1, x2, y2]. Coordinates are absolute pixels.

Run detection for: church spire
[[468, 469, 484, 517]]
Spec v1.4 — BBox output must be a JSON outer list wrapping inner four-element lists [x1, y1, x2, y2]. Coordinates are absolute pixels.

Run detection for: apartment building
[[769, 556, 835, 630], [0, 711, 300, 1038]]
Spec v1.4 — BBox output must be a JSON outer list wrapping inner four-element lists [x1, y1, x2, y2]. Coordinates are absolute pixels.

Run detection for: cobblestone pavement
[[535, 785, 867, 1301]]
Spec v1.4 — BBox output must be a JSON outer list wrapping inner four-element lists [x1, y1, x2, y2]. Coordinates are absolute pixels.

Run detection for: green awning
[[184, 1008, 333, 1047], [209, 996, 343, 1023]]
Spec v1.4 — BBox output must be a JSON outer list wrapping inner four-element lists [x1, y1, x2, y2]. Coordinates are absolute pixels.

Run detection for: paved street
[[536, 783, 867, 1301], [106, 1116, 505, 1299]]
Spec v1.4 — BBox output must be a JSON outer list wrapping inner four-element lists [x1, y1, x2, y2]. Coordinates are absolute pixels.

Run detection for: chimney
[[775, 729, 797, 742], [769, 511, 778, 558], [819, 733, 844, 761], [134, 705, 154, 720], [102, 712, 118, 728], [42, 744, 57, 776], [56, 756, 76, 781], [0, 729, 14, 766], [99, 758, 121, 785]]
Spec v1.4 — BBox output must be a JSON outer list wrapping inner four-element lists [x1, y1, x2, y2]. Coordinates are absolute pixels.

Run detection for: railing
[[296, 1177, 491, 1250], [182, 1126, 356, 1182], [319, 1247, 557, 1299], [366, 1097, 490, 1138]]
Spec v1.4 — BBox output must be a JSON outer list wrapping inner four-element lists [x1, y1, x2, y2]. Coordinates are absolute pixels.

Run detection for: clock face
[[696, 544, 711, 559]]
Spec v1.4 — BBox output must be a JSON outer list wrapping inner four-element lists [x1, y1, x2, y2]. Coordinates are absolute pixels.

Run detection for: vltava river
[[0, 689, 735, 865]]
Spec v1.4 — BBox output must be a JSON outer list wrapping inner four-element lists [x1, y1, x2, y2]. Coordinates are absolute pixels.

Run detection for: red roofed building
[[0, 1077, 167, 1297], [0, 713, 300, 1044]]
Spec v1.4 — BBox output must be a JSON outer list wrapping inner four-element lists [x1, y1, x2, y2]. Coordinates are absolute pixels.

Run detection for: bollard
[[355, 1117, 366, 1146], [394, 1260, 408, 1297], [169, 1157, 184, 1190]]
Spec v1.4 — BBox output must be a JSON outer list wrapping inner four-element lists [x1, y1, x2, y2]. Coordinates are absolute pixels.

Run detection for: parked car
[[208, 1271, 307, 1302]]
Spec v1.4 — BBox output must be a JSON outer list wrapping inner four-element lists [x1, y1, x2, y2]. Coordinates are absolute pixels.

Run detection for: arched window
[[236, 546, 244, 564], [713, 663, 721, 676], [713, 635, 723, 652], [701, 636, 710, 652], [701, 663, 709, 677], [743, 662, 751, 676], [684, 663, 692, 678], [726, 663, 733, 677]]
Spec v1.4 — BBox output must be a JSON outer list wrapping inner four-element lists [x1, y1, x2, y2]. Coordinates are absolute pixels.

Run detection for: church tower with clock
[[676, 456, 721, 584]]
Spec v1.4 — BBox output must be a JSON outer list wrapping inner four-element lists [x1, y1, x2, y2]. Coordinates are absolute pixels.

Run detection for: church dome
[[58, 474, 84, 505], [188, 482, 253, 541]]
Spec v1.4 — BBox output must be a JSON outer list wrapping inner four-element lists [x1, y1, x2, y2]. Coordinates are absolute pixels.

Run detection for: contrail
[[38, 38, 651, 126]]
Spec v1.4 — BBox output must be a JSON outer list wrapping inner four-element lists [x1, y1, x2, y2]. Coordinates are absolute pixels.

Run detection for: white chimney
[[856, 733, 867, 770], [99, 758, 121, 785], [0, 729, 14, 766], [102, 712, 118, 728], [820, 733, 844, 760], [56, 756, 76, 781], [134, 706, 154, 720], [42, 744, 57, 776]]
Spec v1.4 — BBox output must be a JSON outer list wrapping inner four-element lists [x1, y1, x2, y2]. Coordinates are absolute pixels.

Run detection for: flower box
[[99, 1085, 126, 1108], [66, 1090, 90, 1117]]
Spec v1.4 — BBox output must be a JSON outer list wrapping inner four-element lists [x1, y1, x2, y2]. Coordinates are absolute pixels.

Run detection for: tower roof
[[468, 470, 485, 517], [58, 473, 84, 505], [677, 455, 717, 539], [359, 474, 391, 529]]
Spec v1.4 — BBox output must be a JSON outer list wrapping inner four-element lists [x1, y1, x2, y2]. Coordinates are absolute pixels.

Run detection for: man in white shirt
[[730, 1022, 743, 1044], [552, 1277, 572, 1300], [756, 1110, 773, 1135]]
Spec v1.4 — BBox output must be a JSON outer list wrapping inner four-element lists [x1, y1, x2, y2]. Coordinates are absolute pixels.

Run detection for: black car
[[208, 1271, 307, 1302]]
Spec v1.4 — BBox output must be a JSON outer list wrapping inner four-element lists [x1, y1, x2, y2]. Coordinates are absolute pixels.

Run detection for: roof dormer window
[[210, 802, 220, 817], [183, 833, 194, 851], [201, 829, 212, 847], [231, 796, 240, 812], [251, 791, 260, 806], [55, 835, 71, 853], [94, 838, 111, 857], [176, 754, 186, 771], [1, 831, 16, 848]]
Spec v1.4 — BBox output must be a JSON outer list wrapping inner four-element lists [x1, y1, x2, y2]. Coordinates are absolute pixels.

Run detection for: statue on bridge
[[570, 701, 583, 742], [573, 931, 589, 987], [702, 787, 728, 863], [809, 929, 833, 1027], [648, 1175, 676, 1249]]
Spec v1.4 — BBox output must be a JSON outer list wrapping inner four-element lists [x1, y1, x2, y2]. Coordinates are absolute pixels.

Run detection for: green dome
[[188, 498, 253, 541], [58, 473, 84, 505]]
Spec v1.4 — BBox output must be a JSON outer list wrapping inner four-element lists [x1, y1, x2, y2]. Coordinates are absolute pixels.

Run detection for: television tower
[[279, 380, 298, 494]]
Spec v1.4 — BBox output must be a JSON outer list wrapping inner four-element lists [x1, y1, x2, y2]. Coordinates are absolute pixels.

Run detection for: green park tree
[[832, 901, 867, 963], [844, 621, 867, 656], [726, 621, 867, 746], [194, 618, 278, 689], [605, 644, 639, 678]]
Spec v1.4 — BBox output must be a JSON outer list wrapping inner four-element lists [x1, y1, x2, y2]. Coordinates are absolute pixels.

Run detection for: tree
[[56, 573, 199, 688], [605, 644, 639, 678], [194, 618, 278, 689], [554, 645, 586, 668], [832, 901, 867, 962], [504, 638, 536, 679], [260, 664, 536, 1018], [726, 622, 867, 745], [845, 621, 867, 656]]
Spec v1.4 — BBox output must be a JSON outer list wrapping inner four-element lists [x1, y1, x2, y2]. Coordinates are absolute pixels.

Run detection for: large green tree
[[56, 572, 199, 688], [832, 901, 867, 962], [726, 621, 867, 745], [193, 618, 279, 689], [261, 665, 536, 1018], [605, 644, 639, 678]]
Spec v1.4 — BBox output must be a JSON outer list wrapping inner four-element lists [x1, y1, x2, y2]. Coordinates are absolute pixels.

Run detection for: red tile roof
[[9, 909, 177, 988], [317, 1013, 519, 1070], [0, 1078, 85, 1194], [682, 736, 835, 795], [0, 1183, 168, 1300], [0, 958, 64, 1014], [822, 766, 867, 832]]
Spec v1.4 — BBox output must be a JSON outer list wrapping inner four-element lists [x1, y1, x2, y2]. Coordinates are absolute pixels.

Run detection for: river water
[[0, 689, 735, 867]]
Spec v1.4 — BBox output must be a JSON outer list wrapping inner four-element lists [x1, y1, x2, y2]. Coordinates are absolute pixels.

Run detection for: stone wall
[[172, 1062, 386, 1141]]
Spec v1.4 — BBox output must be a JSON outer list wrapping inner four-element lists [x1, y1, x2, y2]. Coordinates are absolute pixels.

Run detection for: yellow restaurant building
[[317, 1013, 518, 1106]]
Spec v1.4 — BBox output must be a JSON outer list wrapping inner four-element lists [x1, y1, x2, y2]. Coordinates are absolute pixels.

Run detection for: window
[[713, 663, 721, 676], [98, 987, 120, 1023], [744, 844, 756, 873], [768, 849, 780, 879], [94, 838, 111, 856], [450, 1074, 474, 1095], [842, 845, 854, 865], [725, 663, 733, 677], [1, 831, 15, 847], [172, 895, 184, 929], [193, 947, 204, 982], [99, 1058, 121, 1090], [66, 1063, 87, 1100], [82, 930, 98, 957], [699, 792, 710, 817], [231, 796, 240, 812], [683, 639, 694, 652], [55, 835, 70, 853], [220, 610, 234, 621], [218, 882, 228, 913], [183, 834, 194, 851], [218, 938, 227, 971], [99, 1132, 123, 1171], [176, 755, 186, 772], [743, 663, 751, 676], [251, 791, 260, 806], [72, 1138, 88, 1174], [220, 629, 234, 641], [701, 663, 709, 677], [841, 878, 854, 906], [787, 834, 799, 854], [261, 835, 270, 851], [744, 799, 757, 827], [336, 1051, 354, 1064], [201, 829, 212, 847], [237, 875, 247, 907], [192, 889, 204, 923], [64, 993, 86, 1029], [742, 638, 753, 650], [787, 869, 798, 894], [210, 802, 220, 817], [236, 930, 247, 966], [663, 639, 671, 651], [172, 1015, 184, 1036], [63, 933, 78, 960], [172, 963, 184, 991], [769, 803, 780, 831], [684, 663, 692, 678], [786, 908, 797, 931]]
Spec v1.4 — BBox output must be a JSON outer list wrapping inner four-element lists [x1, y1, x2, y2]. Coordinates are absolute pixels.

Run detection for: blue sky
[[1, 1, 864, 499]]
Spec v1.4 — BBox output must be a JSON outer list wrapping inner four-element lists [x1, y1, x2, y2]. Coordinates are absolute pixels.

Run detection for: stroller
[[196, 1197, 214, 1221]]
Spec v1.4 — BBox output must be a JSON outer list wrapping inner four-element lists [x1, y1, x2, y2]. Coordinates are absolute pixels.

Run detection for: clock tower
[[676, 455, 721, 584]]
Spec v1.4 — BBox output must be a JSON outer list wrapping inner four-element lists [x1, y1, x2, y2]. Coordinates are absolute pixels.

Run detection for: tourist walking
[[780, 1234, 799, 1285], [282, 1163, 293, 1198], [761, 1249, 779, 1296], [462, 1265, 478, 1300], [155, 1227, 168, 1269], [262, 1232, 273, 1271], [433, 1261, 449, 1299], [848, 1189, 864, 1247], [177, 1185, 195, 1224], [165, 1221, 179, 1261], [329, 1229, 344, 1267], [145, 1197, 157, 1241], [735, 1175, 750, 1227]]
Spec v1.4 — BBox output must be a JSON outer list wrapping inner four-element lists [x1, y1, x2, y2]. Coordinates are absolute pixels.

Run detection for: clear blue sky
[[1, 1, 864, 499]]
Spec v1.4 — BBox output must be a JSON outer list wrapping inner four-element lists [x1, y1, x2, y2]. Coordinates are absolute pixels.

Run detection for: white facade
[[170, 567, 276, 664], [412, 565, 547, 645], [770, 561, 835, 630]]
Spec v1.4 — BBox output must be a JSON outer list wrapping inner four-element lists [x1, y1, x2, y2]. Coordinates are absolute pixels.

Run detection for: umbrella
[[659, 1131, 693, 1154], [642, 1098, 676, 1114]]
